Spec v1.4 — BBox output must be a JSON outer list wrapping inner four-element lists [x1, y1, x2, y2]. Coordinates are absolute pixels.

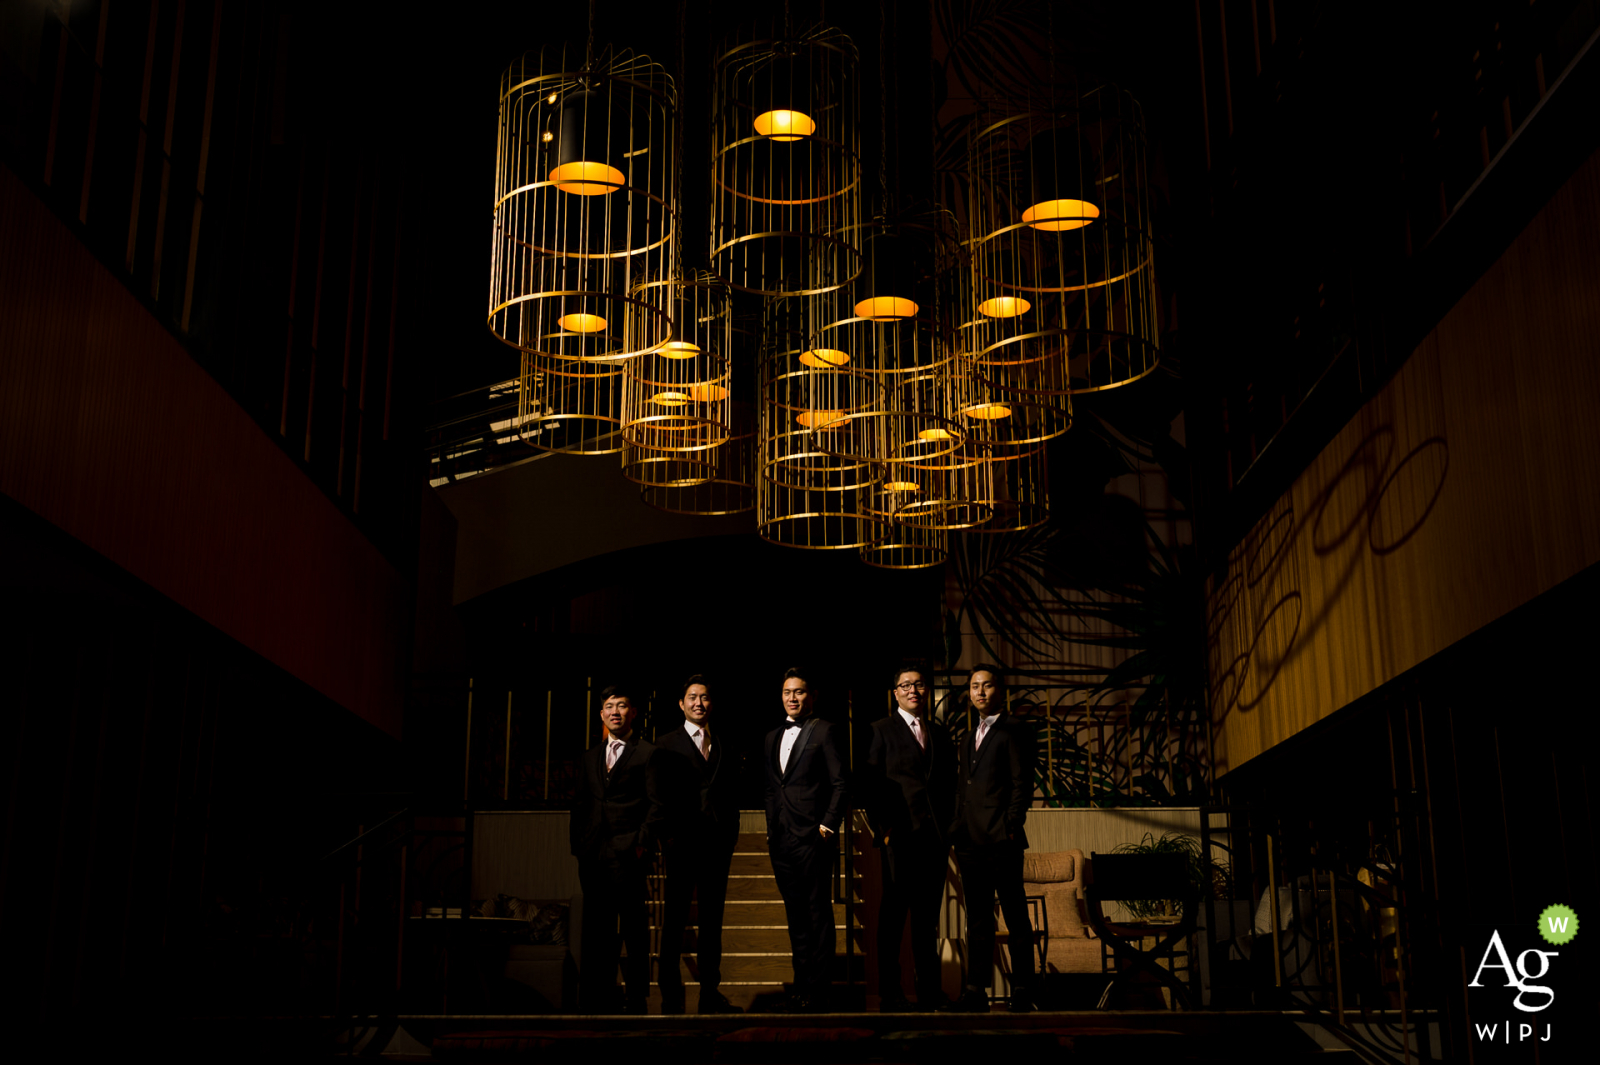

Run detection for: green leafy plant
[[1111, 831, 1230, 917]]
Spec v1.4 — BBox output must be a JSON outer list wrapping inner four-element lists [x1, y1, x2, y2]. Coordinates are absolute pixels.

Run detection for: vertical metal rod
[[1329, 864, 1345, 1023], [396, 842, 407, 992], [463, 677, 474, 802], [503, 691, 513, 801], [586, 677, 593, 749], [1266, 834, 1283, 987], [334, 880, 346, 1009], [544, 690, 553, 801]]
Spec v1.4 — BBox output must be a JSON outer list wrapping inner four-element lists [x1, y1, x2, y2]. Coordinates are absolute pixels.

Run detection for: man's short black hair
[[781, 666, 811, 686], [679, 674, 710, 701], [966, 663, 1008, 695], [598, 683, 638, 707], [890, 659, 931, 688]]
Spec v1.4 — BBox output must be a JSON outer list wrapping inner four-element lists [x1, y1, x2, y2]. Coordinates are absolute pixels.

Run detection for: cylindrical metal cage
[[968, 84, 1157, 396], [640, 401, 758, 515], [710, 23, 862, 296], [801, 215, 966, 474], [860, 516, 948, 569], [758, 298, 887, 549], [490, 48, 678, 365], [622, 274, 733, 465]]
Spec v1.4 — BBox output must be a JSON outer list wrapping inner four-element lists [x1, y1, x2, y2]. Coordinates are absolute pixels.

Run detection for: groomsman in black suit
[[569, 684, 664, 1013], [763, 667, 849, 1012], [654, 674, 743, 1014], [863, 661, 957, 1011], [949, 664, 1038, 1012]]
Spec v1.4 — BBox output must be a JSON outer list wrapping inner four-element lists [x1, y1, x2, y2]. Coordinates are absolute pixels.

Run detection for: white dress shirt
[[974, 711, 1000, 750], [897, 707, 926, 749], [605, 733, 630, 771], [779, 716, 806, 771], [683, 719, 711, 759]]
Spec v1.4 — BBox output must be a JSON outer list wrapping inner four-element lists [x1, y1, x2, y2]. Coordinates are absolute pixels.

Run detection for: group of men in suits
[[568, 661, 1037, 1015]]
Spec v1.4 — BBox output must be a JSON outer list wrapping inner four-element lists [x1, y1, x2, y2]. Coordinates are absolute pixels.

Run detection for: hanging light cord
[[586, 0, 596, 71], [878, 0, 889, 216]]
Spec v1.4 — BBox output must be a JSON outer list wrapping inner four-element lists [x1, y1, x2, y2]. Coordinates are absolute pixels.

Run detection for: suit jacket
[[569, 734, 667, 864], [951, 714, 1035, 849], [762, 715, 848, 840], [655, 723, 742, 847], [863, 712, 956, 846]]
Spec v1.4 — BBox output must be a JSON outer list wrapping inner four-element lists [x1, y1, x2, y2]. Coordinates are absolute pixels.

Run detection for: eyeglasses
[[894, 681, 929, 692]]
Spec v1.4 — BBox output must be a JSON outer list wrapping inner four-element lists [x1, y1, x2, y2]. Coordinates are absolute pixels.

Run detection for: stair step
[[675, 927, 813, 952], [659, 951, 864, 983], [645, 877, 786, 901], [729, 853, 775, 875], [674, 901, 851, 924]]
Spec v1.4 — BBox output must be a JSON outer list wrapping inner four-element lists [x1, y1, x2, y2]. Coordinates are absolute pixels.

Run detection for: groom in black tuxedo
[[654, 674, 743, 1014], [949, 663, 1037, 1012], [863, 660, 957, 1011], [569, 684, 664, 1013], [763, 667, 849, 1011]]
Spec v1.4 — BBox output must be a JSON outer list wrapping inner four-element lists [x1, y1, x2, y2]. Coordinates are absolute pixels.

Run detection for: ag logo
[[1468, 905, 1575, 1044]]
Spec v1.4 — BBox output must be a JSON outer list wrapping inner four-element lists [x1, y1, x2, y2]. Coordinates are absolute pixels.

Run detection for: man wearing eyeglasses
[[863, 661, 957, 1011], [763, 667, 849, 1012]]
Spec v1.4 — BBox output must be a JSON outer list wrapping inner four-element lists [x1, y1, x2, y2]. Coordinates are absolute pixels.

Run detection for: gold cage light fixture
[[621, 273, 733, 484], [491, 47, 678, 453], [757, 296, 889, 550], [968, 83, 1157, 408], [640, 400, 757, 515], [710, 21, 862, 297]]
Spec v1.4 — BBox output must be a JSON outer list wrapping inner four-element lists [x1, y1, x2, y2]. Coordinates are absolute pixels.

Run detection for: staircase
[[644, 831, 864, 1011]]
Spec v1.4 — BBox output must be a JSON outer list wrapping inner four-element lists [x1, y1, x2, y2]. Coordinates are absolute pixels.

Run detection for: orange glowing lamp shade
[[548, 160, 626, 195], [854, 296, 919, 321], [796, 409, 849, 429], [799, 348, 851, 368], [965, 402, 1013, 420], [661, 340, 702, 359], [558, 312, 608, 333], [753, 109, 817, 141], [978, 296, 1031, 318], [651, 391, 691, 407], [687, 383, 729, 402], [1021, 198, 1101, 231], [884, 481, 920, 492], [917, 428, 953, 441]]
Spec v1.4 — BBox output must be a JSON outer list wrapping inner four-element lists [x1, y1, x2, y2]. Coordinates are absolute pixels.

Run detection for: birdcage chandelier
[[477, 13, 1169, 563]]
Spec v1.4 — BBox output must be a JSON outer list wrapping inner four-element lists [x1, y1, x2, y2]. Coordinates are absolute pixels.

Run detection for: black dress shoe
[[697, 988, 742, 1014], [916, 993, 952, 1013], [879, 994, 915, 1013], [1008, 986, 1037, 1013], [939, 988, 989, 1013], [775, 992, 814, 1013]]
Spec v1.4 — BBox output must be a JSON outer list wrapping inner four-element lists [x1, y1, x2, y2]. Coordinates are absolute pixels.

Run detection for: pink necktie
[[975, 720, 989, 751], [911, 718, 925, 750], [607, 739, 622, 770], [697, 728, 711, 760]]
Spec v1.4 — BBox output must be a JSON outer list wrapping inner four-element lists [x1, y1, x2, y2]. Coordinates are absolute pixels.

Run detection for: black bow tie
[[783, 718, 804, 729]]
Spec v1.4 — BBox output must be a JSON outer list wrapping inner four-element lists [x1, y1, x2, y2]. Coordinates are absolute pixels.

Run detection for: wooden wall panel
[[1208, 149, 1600, 773], [0, 165, 408, 735]]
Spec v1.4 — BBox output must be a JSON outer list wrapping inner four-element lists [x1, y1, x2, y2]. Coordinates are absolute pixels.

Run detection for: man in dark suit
[[569, 684, 665, 1013], [763, 667, 849, 1012], [949, 663, 1038, 1012], [654, 674, 743, 1014], [863, 661, 957, 1011]]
